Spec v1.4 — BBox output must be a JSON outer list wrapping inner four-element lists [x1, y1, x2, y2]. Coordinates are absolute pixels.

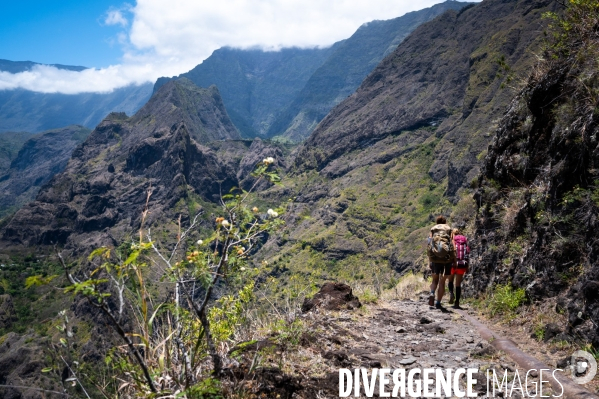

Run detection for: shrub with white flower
[[52, 152, 285, 397]]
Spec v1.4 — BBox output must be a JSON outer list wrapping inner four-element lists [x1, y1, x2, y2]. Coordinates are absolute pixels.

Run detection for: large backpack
[[453, 235, 470, 267], [427, 224, 455, 263]]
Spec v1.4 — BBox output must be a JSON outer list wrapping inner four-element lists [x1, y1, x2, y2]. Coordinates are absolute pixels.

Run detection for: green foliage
[[542, 0, 599, 57], [583, 343, 599, 361], [487, 283, 527, 317], [181, 378, 222, 399], [24, 274, 58, 289], [419, 192, 439, 209], [208, 282, 255, 343], [533, 324, 545, 341], [360, 288, 379, 304], [0, 255, 64, 335], [49, 159, 285, 398], [384, 276, 399, 290], [272, 319, 304, 347]]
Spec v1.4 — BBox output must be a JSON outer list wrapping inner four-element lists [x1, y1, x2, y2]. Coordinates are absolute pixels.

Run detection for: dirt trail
[[276, 298, 598, 398]]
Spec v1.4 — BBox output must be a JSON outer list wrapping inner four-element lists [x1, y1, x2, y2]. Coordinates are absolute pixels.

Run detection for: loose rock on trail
[[228, 297, 586, 398]]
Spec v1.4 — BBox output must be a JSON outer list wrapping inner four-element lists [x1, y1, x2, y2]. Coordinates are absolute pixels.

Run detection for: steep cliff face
[[268, 0, 472, 142], [470, 1, 599, 347], [0, 80, 245, 252], [0, 125, 91, 218], [155, 3, 473, 141], [295, 0, 558, 198], [155, 47, 337, 138]]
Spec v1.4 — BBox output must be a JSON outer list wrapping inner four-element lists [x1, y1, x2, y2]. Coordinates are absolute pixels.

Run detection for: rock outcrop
[[301, 283, 361, 312], [470, 0, 599, 347], [0, 295, 16, 330]]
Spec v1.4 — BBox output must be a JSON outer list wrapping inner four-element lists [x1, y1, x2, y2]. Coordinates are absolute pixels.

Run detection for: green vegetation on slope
[[255, 127, 467, 303]]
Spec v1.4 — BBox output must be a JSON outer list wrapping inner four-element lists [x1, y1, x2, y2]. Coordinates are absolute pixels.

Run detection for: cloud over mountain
[[0, 0, 449, 94]]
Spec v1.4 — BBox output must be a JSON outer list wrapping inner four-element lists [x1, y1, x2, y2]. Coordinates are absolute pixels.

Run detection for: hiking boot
[[452, 302, 462, 310], [428, 295, 435, 307], [435, 301, 443, 309], [449, 292, 455, 304]]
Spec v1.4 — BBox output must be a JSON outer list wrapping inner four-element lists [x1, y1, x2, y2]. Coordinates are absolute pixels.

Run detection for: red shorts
[[452, 267, 467, 275]]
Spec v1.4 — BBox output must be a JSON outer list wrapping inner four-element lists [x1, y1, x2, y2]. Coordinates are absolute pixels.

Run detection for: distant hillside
[[0, 131, 32, 174], [295, 0, 555, 198], [154, 47, 338, 138], [0, 59, 86, 73], [154, 1, 472, 141], [0, 125, 90, 218], [269, 0, 473, 142], [0, 59, 153, 133]]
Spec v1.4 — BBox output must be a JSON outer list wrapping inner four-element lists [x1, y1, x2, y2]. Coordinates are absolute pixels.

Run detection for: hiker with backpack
[[427, 215, 455, 309], [447, 228, 470, 309]]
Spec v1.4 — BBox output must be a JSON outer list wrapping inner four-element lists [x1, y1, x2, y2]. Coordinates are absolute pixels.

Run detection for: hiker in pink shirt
[[448, 228, 470, 309]]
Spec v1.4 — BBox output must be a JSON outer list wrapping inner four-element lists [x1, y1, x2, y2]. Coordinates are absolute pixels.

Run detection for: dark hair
[[435, 215, 446, 224]]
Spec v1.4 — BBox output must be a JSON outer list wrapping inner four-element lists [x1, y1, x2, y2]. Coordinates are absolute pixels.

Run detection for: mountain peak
[[0, 78, 245, 251], [132, 78, 240, 143]]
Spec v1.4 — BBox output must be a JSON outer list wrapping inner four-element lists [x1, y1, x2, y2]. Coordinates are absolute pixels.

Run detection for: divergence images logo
[[570, 350, 597, 384]]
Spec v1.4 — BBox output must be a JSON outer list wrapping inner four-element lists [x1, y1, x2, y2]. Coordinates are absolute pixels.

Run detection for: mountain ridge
[[268, 0, 473, 142], [153, 1, 472, 141], [0, 79, 270, 252], [0, 58, 87, 73], [293, 0, 557, 198], [154, 46, 339, 138]]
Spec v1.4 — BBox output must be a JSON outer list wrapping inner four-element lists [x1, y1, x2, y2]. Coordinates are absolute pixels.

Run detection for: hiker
[[427, 215, 455, 309], [448, 228, 470, 309]]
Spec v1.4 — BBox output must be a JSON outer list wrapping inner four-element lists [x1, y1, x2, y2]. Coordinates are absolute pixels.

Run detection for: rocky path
[[236, 297, 596, 398], [296, 299, 508, 398]]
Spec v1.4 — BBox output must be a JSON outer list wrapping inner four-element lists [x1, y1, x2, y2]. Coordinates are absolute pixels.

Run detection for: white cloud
[[105, 9, 129, 27], [0, 0, 456, 94], [0, 64, 158, 94]]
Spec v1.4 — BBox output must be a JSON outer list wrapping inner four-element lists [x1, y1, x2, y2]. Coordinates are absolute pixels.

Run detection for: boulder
[[301, 283, 361, 312]]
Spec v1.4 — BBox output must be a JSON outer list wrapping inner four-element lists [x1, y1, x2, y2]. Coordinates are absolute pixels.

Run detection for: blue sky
[[0, 0, 127, 68], [0, 0, 451, 93]]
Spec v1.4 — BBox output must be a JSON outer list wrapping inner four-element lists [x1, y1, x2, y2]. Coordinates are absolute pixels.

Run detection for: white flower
[[263, 157, 275, 165], [240, 267, 246, 271], [196, 239, 203, 245], [221, 220, 230, 227], [267, 209, 278, 218]]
